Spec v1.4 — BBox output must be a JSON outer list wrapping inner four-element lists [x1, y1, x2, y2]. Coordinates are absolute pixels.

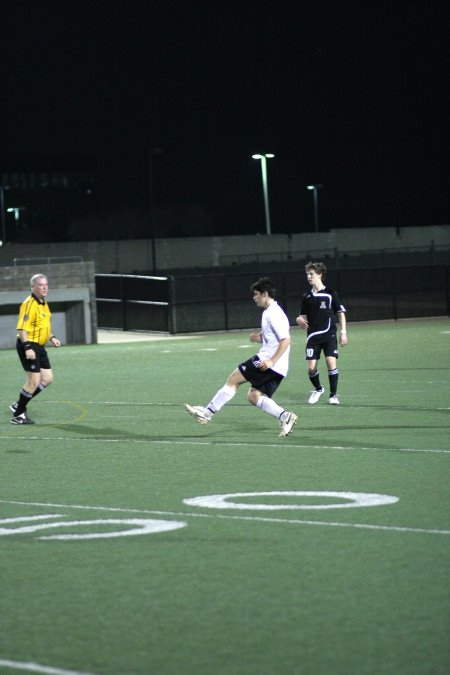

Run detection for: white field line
[[0, 658, 97, 675], [46, 399, 450, 410], [1, 434, 449, 454], [1, 499, 449, 536], [2, 398, 450, 410]]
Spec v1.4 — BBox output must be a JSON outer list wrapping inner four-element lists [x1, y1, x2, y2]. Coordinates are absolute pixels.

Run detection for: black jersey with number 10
[[300, 286, 346, 344]]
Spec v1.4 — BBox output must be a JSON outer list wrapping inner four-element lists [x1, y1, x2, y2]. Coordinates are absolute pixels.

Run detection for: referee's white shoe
[[11, 412, 35, 425]]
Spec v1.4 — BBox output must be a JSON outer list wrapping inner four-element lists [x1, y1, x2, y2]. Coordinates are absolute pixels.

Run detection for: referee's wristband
[[50, 335, 56, 341], [341, 330, 347, 334], [23, 341, 32, 350]]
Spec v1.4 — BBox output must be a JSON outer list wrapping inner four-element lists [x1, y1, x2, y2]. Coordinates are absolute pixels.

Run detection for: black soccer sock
[[31, 382, 46, 398], [309, 370, 322, 391], [328, 368, 339, 396], [15, 388, 33, 416]]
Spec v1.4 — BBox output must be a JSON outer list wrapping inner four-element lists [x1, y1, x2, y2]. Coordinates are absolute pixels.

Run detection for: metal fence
[[95, 274, 172, 332], [95, 265, 450, 334]]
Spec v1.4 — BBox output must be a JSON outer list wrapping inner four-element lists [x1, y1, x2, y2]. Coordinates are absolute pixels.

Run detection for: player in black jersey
[[296, 261, 347, 405]]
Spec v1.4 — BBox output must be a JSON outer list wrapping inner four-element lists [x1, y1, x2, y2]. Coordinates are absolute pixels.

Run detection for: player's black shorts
[[305, 333, 338, 361], [16, 338, 51, 373], [238, 355, 284, 398]]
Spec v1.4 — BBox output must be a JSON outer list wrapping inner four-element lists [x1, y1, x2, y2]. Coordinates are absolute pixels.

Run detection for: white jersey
[[257, 301, 291, 377]]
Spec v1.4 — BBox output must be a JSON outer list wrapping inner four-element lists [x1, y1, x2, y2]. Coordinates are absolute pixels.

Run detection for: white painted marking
[[0, 517, 186, 540], [1, 435, 448, 454], [0, 515, 62, 526], [183, 491, 399, 510], [1, 498, 448, 535], [0, 658, 97, 674]]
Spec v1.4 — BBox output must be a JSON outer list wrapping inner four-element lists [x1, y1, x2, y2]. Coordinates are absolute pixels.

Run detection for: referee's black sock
[[15, 388, 33, 416], [309, 370, 322, 391], [31, 382, 46, 398]]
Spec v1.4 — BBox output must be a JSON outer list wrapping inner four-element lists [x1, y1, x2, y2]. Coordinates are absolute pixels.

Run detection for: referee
[[10, 274, 61, 424]]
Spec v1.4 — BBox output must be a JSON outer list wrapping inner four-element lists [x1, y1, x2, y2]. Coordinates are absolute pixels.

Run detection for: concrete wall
[[0, 225, 448, 275]]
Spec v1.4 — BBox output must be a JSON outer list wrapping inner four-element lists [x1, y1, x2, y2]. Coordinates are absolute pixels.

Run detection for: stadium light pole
[[0, 185, 9, 246], [252, 153, 274, 235], [149, 148, 163, 272], [307, 184, 323, 233]]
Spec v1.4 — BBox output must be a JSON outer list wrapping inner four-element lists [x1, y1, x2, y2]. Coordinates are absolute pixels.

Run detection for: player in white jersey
[[185, 277, 298, 437]]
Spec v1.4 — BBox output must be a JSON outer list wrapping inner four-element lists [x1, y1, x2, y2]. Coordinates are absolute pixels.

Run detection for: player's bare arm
[[338, 311, 347, 346], [259, 337, 291, 371]]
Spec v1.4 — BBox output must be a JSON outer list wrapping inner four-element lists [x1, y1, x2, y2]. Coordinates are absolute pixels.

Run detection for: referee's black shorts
[[16, 338, 51, 372]]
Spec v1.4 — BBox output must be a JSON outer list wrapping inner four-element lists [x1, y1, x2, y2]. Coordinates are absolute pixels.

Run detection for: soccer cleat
[[308, 387, 325, 404], [185, 403, 211, 424], [329, 395, 340, 405], [9, 402, 18, 414], [279, 411, 298, 437], [11, 412, 35, 425]]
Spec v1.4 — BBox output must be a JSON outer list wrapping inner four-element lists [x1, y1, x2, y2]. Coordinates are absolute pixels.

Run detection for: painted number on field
[[184, 491, 399, 510], [0, 492, 399, 541], [0, 515, 186, 540]]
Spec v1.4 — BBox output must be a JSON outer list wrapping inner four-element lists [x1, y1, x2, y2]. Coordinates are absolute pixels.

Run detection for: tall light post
[[149, 148, 163, 272], [252, 153, 274, 235], [307, 184, 323, 233], [0, 185, 10, 246]]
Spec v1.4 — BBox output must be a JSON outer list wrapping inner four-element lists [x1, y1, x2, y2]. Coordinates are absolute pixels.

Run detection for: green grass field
[[1, 318, 449, 675]]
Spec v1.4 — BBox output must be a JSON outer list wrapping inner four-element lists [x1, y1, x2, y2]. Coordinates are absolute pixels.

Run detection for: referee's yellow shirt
[[17, 294, 52, 346]]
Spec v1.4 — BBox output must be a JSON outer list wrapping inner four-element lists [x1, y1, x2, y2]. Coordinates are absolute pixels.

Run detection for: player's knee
[[226, 371, 241, 388], [247, 389, 259, 406]]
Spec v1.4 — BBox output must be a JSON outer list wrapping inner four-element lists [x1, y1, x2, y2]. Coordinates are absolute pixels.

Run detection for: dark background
[[0, 0, 448, 241]]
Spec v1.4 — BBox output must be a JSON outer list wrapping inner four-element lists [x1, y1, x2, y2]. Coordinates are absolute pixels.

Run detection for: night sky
[[1, 0, 448, 237]]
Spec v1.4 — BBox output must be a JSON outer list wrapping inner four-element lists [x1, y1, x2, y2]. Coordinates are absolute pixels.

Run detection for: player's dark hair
[[251, 277, 276, 298], [305, 261, 326, 279]]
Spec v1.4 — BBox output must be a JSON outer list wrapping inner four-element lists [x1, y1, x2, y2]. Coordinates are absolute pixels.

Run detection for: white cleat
[[185, 403, 211, 424], [279, 411, 298, 437], [308, 387, 325, 404], [329, 395, 340, 405]]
